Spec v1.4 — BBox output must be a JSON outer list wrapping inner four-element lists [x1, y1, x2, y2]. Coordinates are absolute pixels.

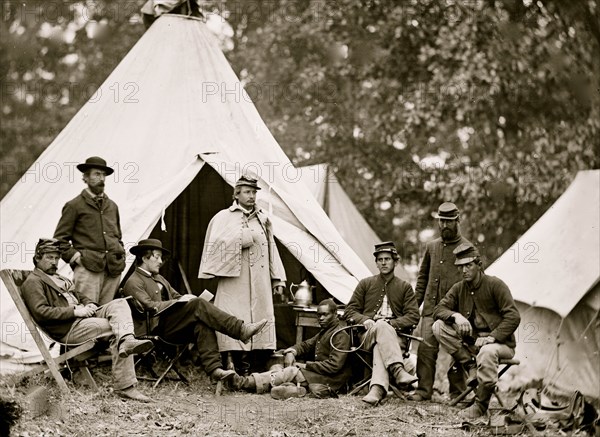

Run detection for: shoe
[[240, 319, 268, 343], [458, 402, 486, 420], [118, 337, 154, 358], [362, 384, 385, 406], [389, 363, 418, 387], [117, 386, 154, 402], [210, 368, 237, 381], [407, 392, 430, 401], [270, 383, 307, 400], [229, 374, 255, 391]]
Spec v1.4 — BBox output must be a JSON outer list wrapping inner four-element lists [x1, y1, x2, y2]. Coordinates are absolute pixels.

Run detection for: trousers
[[361, 320, 413, 391], [155, 298, 244, 374], [414, 316, 465, 398], [61, 299, 137, 391], [432, 319, 515, 388], [73, 265, 120, 306]]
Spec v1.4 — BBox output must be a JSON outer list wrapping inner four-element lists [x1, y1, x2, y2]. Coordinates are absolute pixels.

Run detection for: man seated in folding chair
[[432, 243, 521, 420], [122, 239, 268, 385], [21, 239, 154, 402], [343, 241, 420, 406], [232, 299, 352, 399]]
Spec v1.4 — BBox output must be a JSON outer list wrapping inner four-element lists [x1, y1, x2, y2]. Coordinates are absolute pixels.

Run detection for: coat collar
[[81, 189, 108, 211], [32, 268, 68, 294]]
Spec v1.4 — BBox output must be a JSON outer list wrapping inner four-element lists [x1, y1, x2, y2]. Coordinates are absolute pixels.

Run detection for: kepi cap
[[453, 243, 480, 265], [130, 238, 171, 256], [235, 175, 261, 190], [373, 241, 399, 258], [432, 202, 459, 220], [35, 238, 62, 256], [76, 156, 114, 175]]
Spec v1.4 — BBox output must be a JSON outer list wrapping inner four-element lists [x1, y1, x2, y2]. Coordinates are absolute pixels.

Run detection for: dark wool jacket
[[122, 268, 182, 335], [21, 268, 92, 339], [433, 273, 521, 348], [293, 319, 352, 391], [54, 189, 125, 276], [344, 274, 420, 330], [415, 234, 472, 317]]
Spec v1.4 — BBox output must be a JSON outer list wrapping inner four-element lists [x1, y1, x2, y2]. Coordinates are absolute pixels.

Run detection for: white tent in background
[[298, 163, 410, 280], [487, 170, 600, 399], [0, 15, 372, 371]]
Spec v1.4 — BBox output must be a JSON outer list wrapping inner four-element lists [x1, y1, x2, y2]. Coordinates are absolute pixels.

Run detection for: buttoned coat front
[[343, 275, 420, 331], [54, 190, 126, 276], [122, 268, 182, 335], [415, 235, 471, 317], [433, 273, 521, 348]]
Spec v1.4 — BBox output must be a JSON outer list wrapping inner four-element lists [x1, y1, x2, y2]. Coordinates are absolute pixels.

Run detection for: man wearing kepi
[[199, 175, 286, 370], [344, 242, 420, 406], [54, 156, 125, 305], [433, 243, 520, 419], [22, 239, 154, 401], [123, 239, 269, 383], [409, 202, 472, 402]]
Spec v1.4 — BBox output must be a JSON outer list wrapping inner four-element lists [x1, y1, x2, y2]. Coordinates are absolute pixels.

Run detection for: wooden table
[[291, 304, 345, 343]]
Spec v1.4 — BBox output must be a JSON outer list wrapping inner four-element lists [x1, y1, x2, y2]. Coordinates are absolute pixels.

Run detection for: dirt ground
[[2, 360, 523, 437]]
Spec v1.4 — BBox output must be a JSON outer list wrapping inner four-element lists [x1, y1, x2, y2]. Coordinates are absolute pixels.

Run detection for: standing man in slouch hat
[[409, 202, 473, 401], [54, 156, 126, 306]]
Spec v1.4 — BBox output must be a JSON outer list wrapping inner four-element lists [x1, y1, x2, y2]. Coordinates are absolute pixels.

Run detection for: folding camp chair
[[124, 295, 189, 389], [449, 358, 520, 407], [0, 269, 110, 393]]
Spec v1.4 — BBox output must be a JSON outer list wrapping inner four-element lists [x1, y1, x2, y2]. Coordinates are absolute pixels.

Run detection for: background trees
[[1, 0, 598, 266]]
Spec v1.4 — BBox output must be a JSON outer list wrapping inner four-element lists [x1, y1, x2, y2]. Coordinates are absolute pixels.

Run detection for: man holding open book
[[122, 238, 268, 383]]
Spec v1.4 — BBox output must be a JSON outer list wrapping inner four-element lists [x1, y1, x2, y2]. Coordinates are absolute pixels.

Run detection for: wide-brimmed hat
[[373, 241, 399, 258], [129, 238, 171, 256], [35, 238, 62, 256], [235, 175, 261, 190], [76, 156, 114, 175], [432, 202, 460, 220], [453, 243, 480, 265]]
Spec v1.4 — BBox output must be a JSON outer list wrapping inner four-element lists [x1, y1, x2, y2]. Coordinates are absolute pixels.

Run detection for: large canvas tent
[[486, 170, 600, 399], [298, 164, 410, 280], [0, 15, 372, 370]]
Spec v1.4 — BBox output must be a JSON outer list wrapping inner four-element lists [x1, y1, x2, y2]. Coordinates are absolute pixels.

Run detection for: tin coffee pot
[[289, 280, 316, 307]]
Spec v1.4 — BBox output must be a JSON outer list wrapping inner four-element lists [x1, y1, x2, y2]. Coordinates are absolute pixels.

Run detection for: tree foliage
[[1, 0, 598, 265]]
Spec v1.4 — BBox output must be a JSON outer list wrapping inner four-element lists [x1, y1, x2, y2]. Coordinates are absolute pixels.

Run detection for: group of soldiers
[[21, 156, 521, 421]]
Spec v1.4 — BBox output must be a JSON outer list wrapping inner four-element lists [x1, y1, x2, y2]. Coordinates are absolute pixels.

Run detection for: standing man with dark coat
[[433, 243, 520, 419], [409, 202, 472, 401], [344, 242, 420, 406], [54, 156, 125, 306]]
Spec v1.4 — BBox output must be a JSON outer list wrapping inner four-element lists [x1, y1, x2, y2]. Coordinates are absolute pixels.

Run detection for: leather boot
[[389, 363, 418, 387], [459, 384, 494, 420], [362, 384, 386, 406]]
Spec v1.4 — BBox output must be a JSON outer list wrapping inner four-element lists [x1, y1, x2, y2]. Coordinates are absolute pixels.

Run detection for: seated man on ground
[[343, 241, 420, 406], [21, 239, 154, 402], [433, 243, 520, 419], [122, 239, 267, 383], [233, 299, 352, 399]]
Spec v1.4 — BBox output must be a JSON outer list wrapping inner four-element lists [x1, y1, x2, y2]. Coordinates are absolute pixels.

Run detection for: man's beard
[[441, 228, 457, 240], [89, 183, 105, 195]]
